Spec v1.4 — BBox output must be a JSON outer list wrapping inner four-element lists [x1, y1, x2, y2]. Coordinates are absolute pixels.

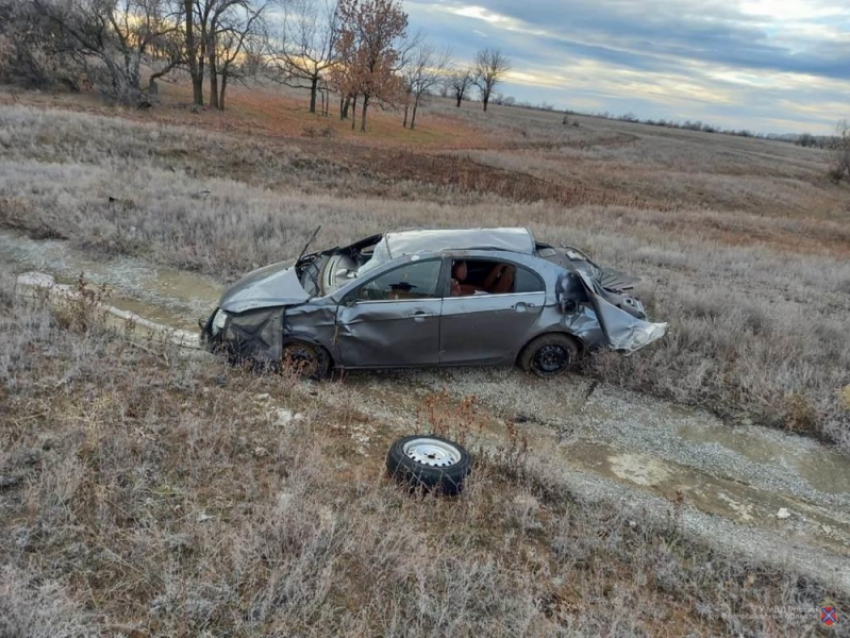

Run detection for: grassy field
[[1, 82, 850, 635], [1, 87, 848, 450]]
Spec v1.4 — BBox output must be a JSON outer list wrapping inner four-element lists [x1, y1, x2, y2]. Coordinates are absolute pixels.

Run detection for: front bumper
[[199, 306, 287, 368]]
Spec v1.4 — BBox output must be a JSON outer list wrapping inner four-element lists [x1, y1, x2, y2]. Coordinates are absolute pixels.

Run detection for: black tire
[[518, 333, 579, 378], [280, 338, 331, 380], [386, 435, 472, 495]]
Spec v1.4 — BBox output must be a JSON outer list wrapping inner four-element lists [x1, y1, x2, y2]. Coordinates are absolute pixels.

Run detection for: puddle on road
[[676, 423, 799, 465], [676, 422, 850, 495], [797, 449, 850, 494], [1, 231, 221, 321], [107, 297, 200, 332], [561, 439, 850, 556], [607, 453, 671, 486]]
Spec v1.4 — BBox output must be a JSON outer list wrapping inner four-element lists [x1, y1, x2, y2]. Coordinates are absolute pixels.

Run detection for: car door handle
[[412, 311, 434, 321], [512, 302, 534, 312]]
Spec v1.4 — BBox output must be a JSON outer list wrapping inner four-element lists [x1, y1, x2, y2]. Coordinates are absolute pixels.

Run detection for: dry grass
[[430, 100, 849, 224], [1, 285, 846, 636], [0, 79, 488, 150], [1, 101, 848, 451]]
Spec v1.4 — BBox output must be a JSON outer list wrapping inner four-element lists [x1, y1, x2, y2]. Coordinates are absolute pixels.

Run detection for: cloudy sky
[[406, 0, 850, 134]]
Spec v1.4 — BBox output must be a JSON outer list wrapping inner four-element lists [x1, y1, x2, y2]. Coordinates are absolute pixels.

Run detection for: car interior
[[350, 258, 543, 302], [450, 259, 517, 297], [355, 260, 443, 301]]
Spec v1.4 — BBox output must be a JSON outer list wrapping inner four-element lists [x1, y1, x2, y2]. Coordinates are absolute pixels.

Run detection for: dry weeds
[[1, 286, 846, 636]]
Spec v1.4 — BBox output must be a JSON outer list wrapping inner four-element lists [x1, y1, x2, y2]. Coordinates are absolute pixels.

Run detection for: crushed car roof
[[384, 228, 535, 258]]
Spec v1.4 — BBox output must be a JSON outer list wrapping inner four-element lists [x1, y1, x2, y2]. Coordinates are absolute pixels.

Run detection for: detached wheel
[[519, 334, 579, 378], [386, 435, 472, 495], [280, 339, 330, 380]]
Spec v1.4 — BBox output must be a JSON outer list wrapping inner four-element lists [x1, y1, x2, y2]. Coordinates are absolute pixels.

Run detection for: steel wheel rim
[[281, 344, 318, 377], [402, 438, 461, 468], [534, 344, 569, 373]]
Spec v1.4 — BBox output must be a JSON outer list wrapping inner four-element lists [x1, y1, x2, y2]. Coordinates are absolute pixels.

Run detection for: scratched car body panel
[[201, 228, 667, 374]]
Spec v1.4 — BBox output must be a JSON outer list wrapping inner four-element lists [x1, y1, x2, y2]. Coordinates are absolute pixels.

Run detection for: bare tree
[[187, 0, 269, 110], [270, 0, 340, 114], [473, 47, 510, 112], [28, 0, 183, 104], [183, 0, 203, 104], [400, 41, 451, 129], [829, 119, 850, 184], [447, 68, 472, 108], [0, 0, 82, 90], [212, 1, 266, 109], [331, 0, 408, 133]]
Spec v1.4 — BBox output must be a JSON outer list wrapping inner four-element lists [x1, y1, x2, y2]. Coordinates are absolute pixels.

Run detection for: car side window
[[449, 259, 544, 296], [356, 260, 443, 301], [514, 266, 545, 293]]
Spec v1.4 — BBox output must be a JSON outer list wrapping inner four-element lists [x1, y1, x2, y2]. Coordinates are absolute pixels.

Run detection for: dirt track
[[7, 228, 850, 594]]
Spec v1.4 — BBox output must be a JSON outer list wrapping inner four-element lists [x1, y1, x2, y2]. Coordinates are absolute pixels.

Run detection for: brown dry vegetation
[[1, 284, 847, 637]]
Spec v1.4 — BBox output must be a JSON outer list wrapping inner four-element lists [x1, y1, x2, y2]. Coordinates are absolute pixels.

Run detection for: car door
[[334, 258, 445, 368], [440, 260, 546, 365]]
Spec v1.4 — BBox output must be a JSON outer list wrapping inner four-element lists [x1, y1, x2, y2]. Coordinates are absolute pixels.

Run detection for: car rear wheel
[[280, 339, 330, 380], [386, 435, 472, 495], [518, 334, 579, 378]]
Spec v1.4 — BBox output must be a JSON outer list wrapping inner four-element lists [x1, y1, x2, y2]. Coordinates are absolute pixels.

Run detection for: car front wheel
[[518, 334, 579, 378], [280, 339, 331, 380]]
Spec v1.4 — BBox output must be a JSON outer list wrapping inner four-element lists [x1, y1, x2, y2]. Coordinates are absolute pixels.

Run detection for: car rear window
[[514, 266, 545, 293]]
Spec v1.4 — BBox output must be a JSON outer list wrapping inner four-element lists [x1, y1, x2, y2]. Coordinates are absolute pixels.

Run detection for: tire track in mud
[[6, 230, 850, 593]]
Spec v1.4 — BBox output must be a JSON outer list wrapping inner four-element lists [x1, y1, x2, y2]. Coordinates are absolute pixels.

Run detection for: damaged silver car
[[200, 228, 666, 378]]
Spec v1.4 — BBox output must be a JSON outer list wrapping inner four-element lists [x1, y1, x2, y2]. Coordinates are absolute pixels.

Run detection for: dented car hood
[[219, 261, 309, 314]]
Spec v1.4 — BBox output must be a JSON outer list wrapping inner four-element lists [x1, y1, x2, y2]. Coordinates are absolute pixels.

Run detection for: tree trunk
[[184, 0, 203, 105], [341, 95, 351, 120], [218, 71, 228, 110], [309, 75, 318, 114], [208, 50, 219, 110], [411, 100, 419, 130], [198, 54, 205, 103], [455, 93, 462, 107], [403, 105, 409, 128], [360, 95, 369, 132], [351, 96, 357, 130], [483, 91, 489, 111]]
